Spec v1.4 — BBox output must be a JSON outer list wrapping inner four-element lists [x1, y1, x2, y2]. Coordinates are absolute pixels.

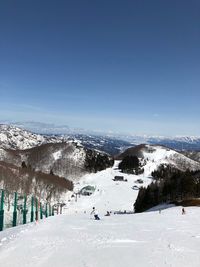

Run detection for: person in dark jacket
[[182, 207, 186, 215]]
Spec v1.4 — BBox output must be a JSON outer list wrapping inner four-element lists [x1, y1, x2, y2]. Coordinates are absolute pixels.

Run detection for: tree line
[[0, 161, 73, 208], [118, 156, 144, 175], [134, 164, 200, 212]]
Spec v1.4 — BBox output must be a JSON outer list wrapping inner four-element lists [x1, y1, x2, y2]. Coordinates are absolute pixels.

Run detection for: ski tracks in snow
[[1, 208, 200, 267]]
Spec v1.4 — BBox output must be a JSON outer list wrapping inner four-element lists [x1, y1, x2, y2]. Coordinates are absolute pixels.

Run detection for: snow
[[1, 206, 200, 266], [140, 145, 200, 176], [0, 133, 8, 142], [1, 161, 200, 266], [147, 203, 176, 212], [65, 161, 151, 213], [0, 125, 54, 150], [53, 150, 62, 160], [67, 147, 86, 165], [0, 124, 78, 151], [142, 145, 176, 176]]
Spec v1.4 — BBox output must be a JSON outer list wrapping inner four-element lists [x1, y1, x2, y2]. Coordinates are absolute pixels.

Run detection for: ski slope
[[1, 163, 200, 267], [65, 161, 151, 213], [1, 207, 200, 267], [141, 145, 200, 172]]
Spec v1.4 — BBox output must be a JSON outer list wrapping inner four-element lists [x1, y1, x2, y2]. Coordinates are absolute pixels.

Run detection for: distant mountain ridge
[[0, 124, 131, 155], [1, 123, 200, 157], [115, 135, 200, 151], [13, 121, 71, 135], [2, 121, 200, 152]]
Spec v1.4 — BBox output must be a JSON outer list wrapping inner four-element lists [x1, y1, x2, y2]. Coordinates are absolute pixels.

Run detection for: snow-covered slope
[[142, 145, 200, 175], [0, 142, 113, 181], [117, 144, 200, 175], [1, 202, 200, 266], [0, 124, 63, 150], [65, 161, 151, 213], [1, 160, 200, 267]]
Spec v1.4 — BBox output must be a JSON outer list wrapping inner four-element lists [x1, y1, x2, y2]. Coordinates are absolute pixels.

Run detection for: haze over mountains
[[1, 122, 200, 153], [1, 124, 200, 180]]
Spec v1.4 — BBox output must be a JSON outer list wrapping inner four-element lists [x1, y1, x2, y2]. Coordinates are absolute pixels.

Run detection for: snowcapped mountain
[[117, 144, 200, 175], [0, 124, 65, 150], [0, 142, 113, 181], [1, 124, 200, 179], [148, 136, 200, 151], [68, 134, 131, 155], [2, 123, 200, 156], [2, 121, 200, 153], [115, 134, 200, 151], [0, 124, 132, 155]]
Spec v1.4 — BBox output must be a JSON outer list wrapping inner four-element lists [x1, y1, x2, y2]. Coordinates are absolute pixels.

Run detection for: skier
[[90, 207, 100, 220], [182, 207, 186, 215]]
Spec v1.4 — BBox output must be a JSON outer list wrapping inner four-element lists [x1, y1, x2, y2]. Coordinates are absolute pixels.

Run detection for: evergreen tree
[[119, 156, 140, 174]]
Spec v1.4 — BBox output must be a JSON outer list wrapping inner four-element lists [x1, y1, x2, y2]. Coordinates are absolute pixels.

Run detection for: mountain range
[[0, 125, 113, 182], [2, 122, 200, 156]]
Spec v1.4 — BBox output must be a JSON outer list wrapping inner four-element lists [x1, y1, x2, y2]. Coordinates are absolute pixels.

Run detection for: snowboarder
[[90, 207, 100, 220]]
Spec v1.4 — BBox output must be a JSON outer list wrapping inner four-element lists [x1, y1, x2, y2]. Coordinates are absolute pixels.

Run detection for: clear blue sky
[[0, 0, 200, 136]]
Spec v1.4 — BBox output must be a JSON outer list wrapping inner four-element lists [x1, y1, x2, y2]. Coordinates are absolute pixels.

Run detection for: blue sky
[[0, 0, 200, 136]]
